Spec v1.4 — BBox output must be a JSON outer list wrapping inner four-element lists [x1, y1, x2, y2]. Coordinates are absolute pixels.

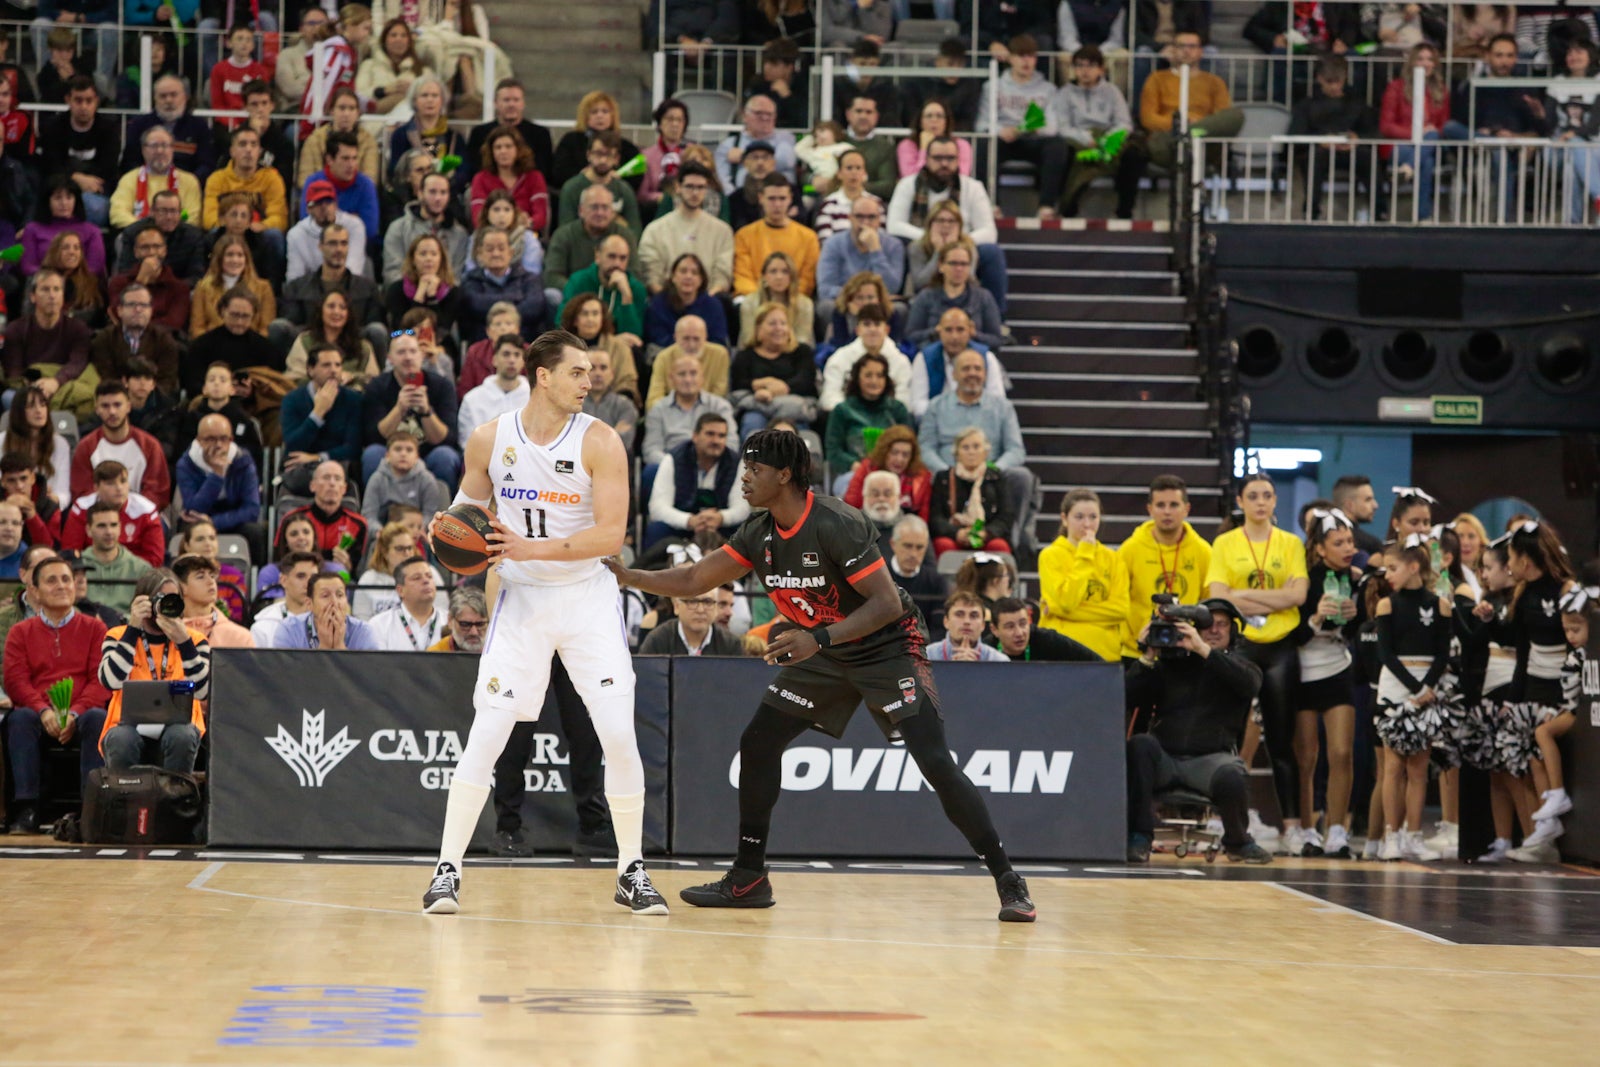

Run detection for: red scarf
[[132, 167, 186, 220]]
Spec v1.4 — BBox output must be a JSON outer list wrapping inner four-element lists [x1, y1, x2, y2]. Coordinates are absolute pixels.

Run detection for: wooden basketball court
[[7, 850, 1600, 1066]]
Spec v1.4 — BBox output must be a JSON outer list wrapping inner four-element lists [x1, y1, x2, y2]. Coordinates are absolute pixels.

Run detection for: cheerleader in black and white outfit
[[1362, 487, 1439, 858], [1458, 537, 1528, 863], [1292, 508, 1363, 858], [1499, 521, 1577, 862], [1374, 535, 1454, 862], [1418, 524, 1477, 859]]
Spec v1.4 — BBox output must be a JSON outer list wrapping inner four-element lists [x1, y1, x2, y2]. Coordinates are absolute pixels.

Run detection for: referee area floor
[[6, 845, 1600, 1066]]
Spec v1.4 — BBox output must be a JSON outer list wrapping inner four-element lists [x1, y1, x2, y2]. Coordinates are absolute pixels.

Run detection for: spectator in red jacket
[[469, 125, 550, 233], [1378, 42, 1468, 220], [274, 459, 368, 575], [107, 227, 192, 337], [59, 460, 166, 569], [2, 554, 110, 834], [209, 26, 272, 131], [70, 380, 171, 509], [0, 452, 64, 549]]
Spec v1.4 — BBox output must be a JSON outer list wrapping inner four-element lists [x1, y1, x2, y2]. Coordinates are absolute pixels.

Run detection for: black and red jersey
[[723, 491, 922, 665]]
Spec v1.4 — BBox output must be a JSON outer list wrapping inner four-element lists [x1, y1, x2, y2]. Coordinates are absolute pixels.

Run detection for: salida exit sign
[[1378, 395, 1483, 425]]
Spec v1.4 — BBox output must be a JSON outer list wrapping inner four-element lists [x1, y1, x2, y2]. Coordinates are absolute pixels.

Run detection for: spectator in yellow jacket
[[733, 174, 820, 297], [1037, 487, 1130, 661], [1116, 474, 1213, 660], [202, 127, 289, 236], [109, 127, 202, 228]]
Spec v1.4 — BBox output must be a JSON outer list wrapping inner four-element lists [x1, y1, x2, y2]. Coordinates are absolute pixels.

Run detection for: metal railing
[[1193, 135, 1600, 227]]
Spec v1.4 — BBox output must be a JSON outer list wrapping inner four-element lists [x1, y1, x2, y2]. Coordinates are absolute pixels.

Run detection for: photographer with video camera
[[1124, 595, 1270, 865], [96, 566, 211, 775]]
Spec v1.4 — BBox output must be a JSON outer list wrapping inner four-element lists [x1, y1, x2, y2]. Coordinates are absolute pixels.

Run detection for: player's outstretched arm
[[487, 421, 633, 563], [604, 549, 748, 598]]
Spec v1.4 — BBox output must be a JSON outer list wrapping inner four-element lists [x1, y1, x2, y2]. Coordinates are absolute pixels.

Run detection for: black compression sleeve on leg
[[735, 704, 813, 870], [896, 711, 1012, 878]]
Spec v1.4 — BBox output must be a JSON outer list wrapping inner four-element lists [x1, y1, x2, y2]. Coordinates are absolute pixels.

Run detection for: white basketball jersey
[[490, 410, 603, 587]]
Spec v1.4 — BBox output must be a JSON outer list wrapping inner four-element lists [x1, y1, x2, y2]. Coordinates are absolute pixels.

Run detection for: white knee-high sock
[[437, 779, 492, 875], [608, 790, 645, 874]]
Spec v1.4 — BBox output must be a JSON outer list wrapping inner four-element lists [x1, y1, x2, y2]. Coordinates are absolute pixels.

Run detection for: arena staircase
[[998, 220, 1230, 565], [484, 0, 654, 123]]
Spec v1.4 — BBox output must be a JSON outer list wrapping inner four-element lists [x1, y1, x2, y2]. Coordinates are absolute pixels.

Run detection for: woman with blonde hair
[[190, 235, 275, 336], [1452, 512, 1491, 599], [1378, 42, 1466, 220], [550, 90, 642, 191], [738, 251, 815, 348], [819, 270, 900, 356], [730, 302, 817, 435], [905, 199, 965, 295], [297, 4, 373, 138], [387, 74, 465, 179], [929, 427, 1013, 558]]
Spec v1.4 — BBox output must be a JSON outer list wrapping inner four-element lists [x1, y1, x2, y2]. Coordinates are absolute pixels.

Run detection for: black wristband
[[812, 627, 832, 649]]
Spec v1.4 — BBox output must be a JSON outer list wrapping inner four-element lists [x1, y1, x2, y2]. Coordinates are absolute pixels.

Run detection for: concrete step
[[1014, 399, 1212, 431], [1002, 243, 1176, 273], [1000, 346, 1201, 376], [1007, 268, 1179, 297], [1006, 320, 1191, 350], [1006, 293, 1189, 322], [1007, 371, 1202, 400], [1022, 427, 1213, 459]]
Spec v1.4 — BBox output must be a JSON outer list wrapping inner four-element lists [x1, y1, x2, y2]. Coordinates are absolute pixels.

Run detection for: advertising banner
[[208, 651, 669, 851], [669, 658, 1127, 861]]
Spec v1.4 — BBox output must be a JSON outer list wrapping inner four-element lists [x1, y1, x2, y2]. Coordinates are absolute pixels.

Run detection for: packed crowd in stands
[[0, 2, 1593, 859]]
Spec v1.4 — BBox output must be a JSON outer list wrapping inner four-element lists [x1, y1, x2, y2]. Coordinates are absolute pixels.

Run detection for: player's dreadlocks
[[743, 428, 812, 490]]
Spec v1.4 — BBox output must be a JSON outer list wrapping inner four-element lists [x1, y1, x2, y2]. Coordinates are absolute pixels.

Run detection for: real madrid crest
[[487, 677, 501, 695], [502, 446, 517, 467]]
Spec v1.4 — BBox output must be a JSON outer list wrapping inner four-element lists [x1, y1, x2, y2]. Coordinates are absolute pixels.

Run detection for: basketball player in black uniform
[[605, 430, 1037, 922]]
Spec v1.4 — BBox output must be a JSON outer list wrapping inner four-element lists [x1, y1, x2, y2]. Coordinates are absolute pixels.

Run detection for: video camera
[[1145, 594, 1212, 656]]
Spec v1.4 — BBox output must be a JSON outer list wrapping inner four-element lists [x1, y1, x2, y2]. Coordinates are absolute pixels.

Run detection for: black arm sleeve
[[1420, 598, 1452, 689]]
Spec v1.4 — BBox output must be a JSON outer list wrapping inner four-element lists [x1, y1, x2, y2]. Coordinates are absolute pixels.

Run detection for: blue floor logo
[[219, 985, 477, 1047]]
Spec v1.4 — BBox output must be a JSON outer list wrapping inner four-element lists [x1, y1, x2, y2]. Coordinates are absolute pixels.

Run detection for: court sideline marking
[[179, 864, 1600, 982], [1266, 881, 1456, 945]]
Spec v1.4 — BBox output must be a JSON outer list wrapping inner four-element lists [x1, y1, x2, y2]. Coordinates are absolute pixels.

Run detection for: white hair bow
[[1559, 585, 1600, 614], [1391, 486, 1439, 505], [1403, 532, 1431, 550], [1310, 507, 1351, 534], [1429, 522, 1456, 540], [1519, 520, 1541, 534], [667, 543, 704, 567]]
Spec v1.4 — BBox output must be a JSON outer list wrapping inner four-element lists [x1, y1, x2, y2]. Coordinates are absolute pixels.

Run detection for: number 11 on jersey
[[522, 508, 548, 539]]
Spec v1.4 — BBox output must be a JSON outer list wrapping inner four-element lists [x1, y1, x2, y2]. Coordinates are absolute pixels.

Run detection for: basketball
[[432, 504, 496, 575]]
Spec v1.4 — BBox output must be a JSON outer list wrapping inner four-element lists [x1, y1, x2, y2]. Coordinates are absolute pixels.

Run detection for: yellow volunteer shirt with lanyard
[[1117, 519, 1213, 658], [1204, 526, 1308, 643]]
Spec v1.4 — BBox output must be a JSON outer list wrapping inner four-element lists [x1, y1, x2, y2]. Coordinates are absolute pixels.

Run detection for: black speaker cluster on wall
[[1228, 309, 1599, 430]]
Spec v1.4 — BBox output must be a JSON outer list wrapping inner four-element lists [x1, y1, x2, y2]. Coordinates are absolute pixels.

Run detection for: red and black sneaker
[[679, 866, 775, 908], [996, 871, 1037, 923]]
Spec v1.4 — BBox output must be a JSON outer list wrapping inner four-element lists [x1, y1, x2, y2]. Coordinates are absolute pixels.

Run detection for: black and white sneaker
[[423, 862, 460, 914], [614, 860, 669, 915], [996, 871, 1037, 923], [679, 866, 775, 908]]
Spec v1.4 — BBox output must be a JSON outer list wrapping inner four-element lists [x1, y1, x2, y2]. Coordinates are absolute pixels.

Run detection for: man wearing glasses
[[358, 331, 461, 491], [637, 586, 744, 656], [816, 193, 903, 306], [110, 128, 202, 230], [637, 161, 734, 296], [716, 94, 798, 189], [114, 190, 208, 285], [89, 284, 181, 399], [888, 135, 1009, 315], [108, 226, 191, 336]]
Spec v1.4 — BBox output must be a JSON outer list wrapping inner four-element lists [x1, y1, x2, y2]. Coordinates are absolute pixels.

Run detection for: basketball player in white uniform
[[423, 329, 668, 916]]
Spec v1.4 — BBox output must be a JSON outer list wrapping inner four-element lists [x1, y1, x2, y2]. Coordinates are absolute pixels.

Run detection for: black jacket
[[1135, 0, 1212, 48], [1124, 644, 1262, 757], [959, 0, 1055, 49], [648, 0, 739, 44], [35, 113, 121, 188], [279, 269, 386, 329], [1289, 92, 1378, 138], [986, 625, 1102, 662], [1243, 1, 1362, 53], [115, 220, 209, 284]]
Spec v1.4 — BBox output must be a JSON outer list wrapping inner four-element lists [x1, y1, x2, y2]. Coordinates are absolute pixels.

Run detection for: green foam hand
[[1099, 128, 1127, 159], [616, 153, 648, 179], [0, 243, 22, 263], [436, 154, 463, 176], [1020, 100, 1046, 133]]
